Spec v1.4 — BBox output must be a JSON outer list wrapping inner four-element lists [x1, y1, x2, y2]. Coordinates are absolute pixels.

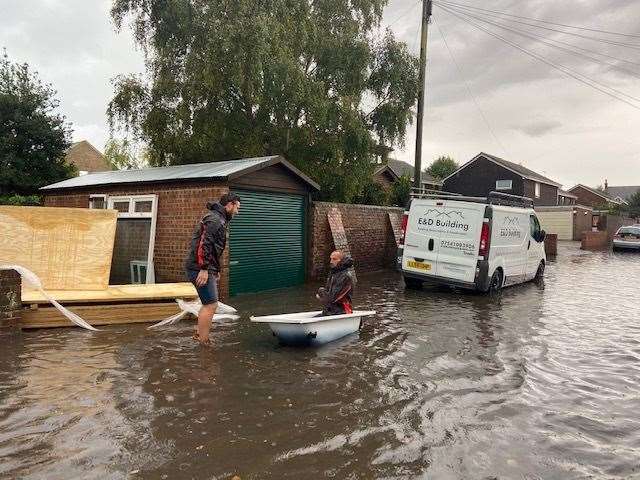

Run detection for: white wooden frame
[[107, 194, 158, 283], [89, 194, 108, 209], [495, 179, 512, 191]]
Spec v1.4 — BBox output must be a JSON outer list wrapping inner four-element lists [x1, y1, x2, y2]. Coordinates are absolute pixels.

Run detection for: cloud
[[510, 120, 563, 137], [2, 0, 640, 188]]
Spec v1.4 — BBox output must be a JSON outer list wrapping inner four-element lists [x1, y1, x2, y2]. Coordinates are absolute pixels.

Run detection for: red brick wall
[[572, 206, 593, 241], [310, 202, 403, 279], [581, 231, 608, 250], [569, 186, 610, 208], [43, 183, 231, 298]]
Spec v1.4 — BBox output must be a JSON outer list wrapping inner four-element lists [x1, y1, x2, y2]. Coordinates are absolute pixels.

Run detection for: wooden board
[[20, 301, 187, 329], [327, 207, 357, 281], [0, 206, 117, 290], [22, 282, 198, 305]]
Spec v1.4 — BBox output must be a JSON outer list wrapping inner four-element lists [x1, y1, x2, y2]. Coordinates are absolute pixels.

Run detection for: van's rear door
[[403, 198, 440, 275], [432, 200, 485, 282], [404, 199, 484, 283]]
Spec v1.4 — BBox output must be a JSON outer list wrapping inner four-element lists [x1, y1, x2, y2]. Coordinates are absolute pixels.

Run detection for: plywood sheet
[[20, 301, 182, 329], [0, 206, 117, 290], [22, 282, 198, 304]]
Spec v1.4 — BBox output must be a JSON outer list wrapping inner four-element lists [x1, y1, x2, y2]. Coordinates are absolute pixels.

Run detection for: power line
[[436, 4, 640, 110], [439, 3, 640, 67], [442, 4, 640, 80], [436, 0, 640, 39], [436, 1, 640, 51], [384, 0, 422, 30], [433, 17, 510, 157]]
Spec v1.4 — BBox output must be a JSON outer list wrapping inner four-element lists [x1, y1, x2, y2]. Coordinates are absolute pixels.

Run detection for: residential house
[[604, 180, 640, 204], [65, 140, 112, 175], [567, 184, 622, 208], [373, 158, 443, 193], [557, 189, 577, 206], [442, 152, 561, 206]]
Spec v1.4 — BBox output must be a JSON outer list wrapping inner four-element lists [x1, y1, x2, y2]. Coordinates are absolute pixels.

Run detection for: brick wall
[[581, 231, 609, 250], [44, 183, 231, 298], [0, 269, 22, 329], [570, 185, 610, 208], [572, 206, 593, 241], [309, 202, 402, 279]]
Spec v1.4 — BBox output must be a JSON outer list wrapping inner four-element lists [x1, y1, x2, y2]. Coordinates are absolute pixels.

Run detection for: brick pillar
[[544, 233, 558, 256], [0, 269, 22, 332]]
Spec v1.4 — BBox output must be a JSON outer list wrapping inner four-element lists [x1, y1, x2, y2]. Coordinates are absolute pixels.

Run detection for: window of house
[[535, 182, 541, 198], [496, 179, 512, 191], [89, 194, 107, 209]]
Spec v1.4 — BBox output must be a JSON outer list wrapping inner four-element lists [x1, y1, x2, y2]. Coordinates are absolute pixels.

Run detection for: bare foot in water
[[192, 331, 211, 346]]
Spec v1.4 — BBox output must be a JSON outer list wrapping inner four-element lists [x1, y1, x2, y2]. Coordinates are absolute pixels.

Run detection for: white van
[[399, 192, 547, 292]]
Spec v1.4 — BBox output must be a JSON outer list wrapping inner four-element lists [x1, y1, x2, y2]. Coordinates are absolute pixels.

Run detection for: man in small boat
[[185, 193, 241, 345], [316, 250, 356, 315]]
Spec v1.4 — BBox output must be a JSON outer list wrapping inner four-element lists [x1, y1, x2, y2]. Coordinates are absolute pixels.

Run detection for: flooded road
[[1, 243, 640, 479]]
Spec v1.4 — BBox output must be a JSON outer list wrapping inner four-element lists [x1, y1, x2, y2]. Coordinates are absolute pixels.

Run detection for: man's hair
[[220, 193, 241, 206]]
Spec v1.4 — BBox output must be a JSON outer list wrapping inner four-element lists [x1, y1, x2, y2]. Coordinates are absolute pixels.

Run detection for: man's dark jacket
[[318, 256, 356, 315], [185, 202, 230, 273]]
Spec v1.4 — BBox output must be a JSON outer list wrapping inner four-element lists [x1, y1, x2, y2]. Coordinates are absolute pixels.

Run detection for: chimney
[[604, 179, 608, 191]]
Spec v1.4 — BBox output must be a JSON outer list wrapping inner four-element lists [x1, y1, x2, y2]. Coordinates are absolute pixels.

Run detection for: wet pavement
[[1, 243, 640, 479]]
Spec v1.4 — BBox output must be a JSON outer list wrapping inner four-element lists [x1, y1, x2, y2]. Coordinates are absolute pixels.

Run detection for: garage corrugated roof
[[42, 155, 320, 191]]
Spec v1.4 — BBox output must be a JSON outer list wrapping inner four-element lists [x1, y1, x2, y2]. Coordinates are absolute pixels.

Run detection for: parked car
[[399, 192, 546, 292], [613, 226, 640, 251]]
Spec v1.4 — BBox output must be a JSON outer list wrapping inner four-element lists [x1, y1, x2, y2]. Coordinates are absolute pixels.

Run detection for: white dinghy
[[250, 310, 376, 346]]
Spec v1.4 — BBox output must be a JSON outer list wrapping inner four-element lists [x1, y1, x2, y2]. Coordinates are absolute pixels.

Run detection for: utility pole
[[414, 0, 433, 191]]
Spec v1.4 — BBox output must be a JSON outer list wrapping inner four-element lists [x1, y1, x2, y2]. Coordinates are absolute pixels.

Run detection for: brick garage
[[42, 156, 319, 298], [45, 184, 231, 294], [309, 202, 403, 279]]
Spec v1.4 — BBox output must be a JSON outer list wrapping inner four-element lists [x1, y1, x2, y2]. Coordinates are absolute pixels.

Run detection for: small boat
[[250, 310, 376, 346]]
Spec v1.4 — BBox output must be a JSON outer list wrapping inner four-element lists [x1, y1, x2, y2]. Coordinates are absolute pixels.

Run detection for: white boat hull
[[250, 310, 376, 346]]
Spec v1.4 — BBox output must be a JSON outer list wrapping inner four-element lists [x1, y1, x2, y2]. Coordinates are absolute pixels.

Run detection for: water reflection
[[0, 243, 639, 479]]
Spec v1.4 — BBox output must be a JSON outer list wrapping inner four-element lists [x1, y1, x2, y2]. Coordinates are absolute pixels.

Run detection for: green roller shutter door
[[229, 190, 306, 295]]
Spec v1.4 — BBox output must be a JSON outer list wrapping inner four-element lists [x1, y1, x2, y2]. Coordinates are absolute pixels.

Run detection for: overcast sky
[[2, 0, 639, 188]]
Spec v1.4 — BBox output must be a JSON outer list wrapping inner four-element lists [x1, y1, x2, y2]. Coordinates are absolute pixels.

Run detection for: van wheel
[[535, 262, 545, 280], [488, 270, 503, 294], [404, 277, 422, 289]]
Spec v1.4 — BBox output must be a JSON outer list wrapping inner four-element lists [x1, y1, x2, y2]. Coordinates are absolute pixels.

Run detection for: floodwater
[[1, 243, 640, 479]]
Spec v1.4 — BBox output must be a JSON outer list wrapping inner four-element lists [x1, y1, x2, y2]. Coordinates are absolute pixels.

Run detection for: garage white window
[[496, 179, 512, 191], [89, 194, 107, 209], [535, 182, 541, 198], [106, 195, 158, 285]]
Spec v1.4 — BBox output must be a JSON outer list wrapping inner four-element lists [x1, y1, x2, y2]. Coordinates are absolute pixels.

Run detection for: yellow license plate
[[408, 260, 431, 271]]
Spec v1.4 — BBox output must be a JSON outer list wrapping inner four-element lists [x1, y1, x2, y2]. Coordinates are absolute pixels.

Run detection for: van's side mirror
[[536, 230, 546, 243]]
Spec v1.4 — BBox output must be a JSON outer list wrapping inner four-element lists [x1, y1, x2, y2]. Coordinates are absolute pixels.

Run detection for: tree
[[108, 0, 419, 203], [354, 181, 387, 206], [627, 190, 640, 218], [104, 138, 149, 170], [389, 175, 411, 207], [424, 155, 458, 180], [0, 50, 75, 195]]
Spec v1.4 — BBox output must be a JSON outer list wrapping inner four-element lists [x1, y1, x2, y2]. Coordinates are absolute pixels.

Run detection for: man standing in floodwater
[[316, 250, 356, 315], [185, 193, 241, 345]]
